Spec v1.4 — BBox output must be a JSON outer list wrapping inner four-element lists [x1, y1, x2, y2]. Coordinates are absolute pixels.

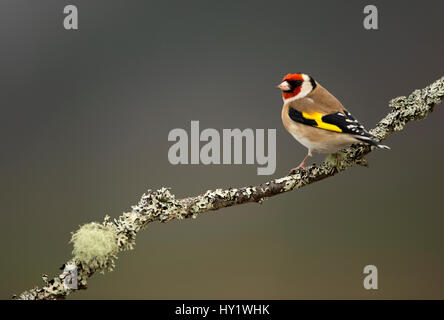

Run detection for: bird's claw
[[289, 166, 308, 175]]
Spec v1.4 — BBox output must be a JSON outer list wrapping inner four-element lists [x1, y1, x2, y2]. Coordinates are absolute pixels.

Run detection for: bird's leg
[[289, 150, 312, 174]]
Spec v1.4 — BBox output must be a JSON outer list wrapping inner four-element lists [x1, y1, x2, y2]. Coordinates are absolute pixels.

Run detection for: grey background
[[0, 0, 443, 299]]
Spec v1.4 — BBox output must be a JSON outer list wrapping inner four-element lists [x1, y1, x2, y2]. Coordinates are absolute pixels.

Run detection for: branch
[[14, 76, 444, 300]]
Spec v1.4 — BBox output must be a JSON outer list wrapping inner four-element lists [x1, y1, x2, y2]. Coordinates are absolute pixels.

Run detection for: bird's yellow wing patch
[[302, 112, 342, 133]]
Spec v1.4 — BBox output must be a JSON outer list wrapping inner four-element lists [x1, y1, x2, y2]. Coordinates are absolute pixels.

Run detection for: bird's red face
[[277, 73, 316, 101]]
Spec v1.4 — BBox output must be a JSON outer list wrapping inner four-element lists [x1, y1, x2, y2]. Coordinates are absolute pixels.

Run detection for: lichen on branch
[[14, 76, 444, 300]]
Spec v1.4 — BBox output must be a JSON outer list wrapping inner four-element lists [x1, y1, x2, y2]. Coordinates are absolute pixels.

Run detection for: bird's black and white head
[[277, 73, 317, 102]]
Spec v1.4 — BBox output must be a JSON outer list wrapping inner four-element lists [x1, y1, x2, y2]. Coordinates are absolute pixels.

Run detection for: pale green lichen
[[71, 222, 119, 274], [274, 176, 292, 185], [324, 151, 350, 171], [274, 175, 300, 191]]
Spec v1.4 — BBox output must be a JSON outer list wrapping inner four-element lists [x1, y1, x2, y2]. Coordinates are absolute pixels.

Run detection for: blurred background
[[0, 0, 443, 299]]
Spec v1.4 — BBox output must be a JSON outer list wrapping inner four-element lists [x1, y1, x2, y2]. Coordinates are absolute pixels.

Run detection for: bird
[[278, 73, 389, 173]]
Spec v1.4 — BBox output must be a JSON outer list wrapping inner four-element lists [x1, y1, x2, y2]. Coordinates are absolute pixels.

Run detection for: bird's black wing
[[288, 107, 390, 149], [321, 110, 371, 136]]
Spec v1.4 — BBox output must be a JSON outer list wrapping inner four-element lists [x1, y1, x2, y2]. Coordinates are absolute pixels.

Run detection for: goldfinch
[[278, 73, 389, 172]]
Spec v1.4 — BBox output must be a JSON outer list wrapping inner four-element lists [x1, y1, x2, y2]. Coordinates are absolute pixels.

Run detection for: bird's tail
[[355, 136, 390, 149]]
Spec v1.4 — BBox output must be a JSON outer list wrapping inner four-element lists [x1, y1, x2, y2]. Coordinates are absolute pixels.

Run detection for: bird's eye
[[287, 80, 303, 88]]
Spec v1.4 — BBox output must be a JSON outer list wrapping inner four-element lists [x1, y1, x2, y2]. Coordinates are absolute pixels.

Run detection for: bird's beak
[[277, 81, 290, 91]]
